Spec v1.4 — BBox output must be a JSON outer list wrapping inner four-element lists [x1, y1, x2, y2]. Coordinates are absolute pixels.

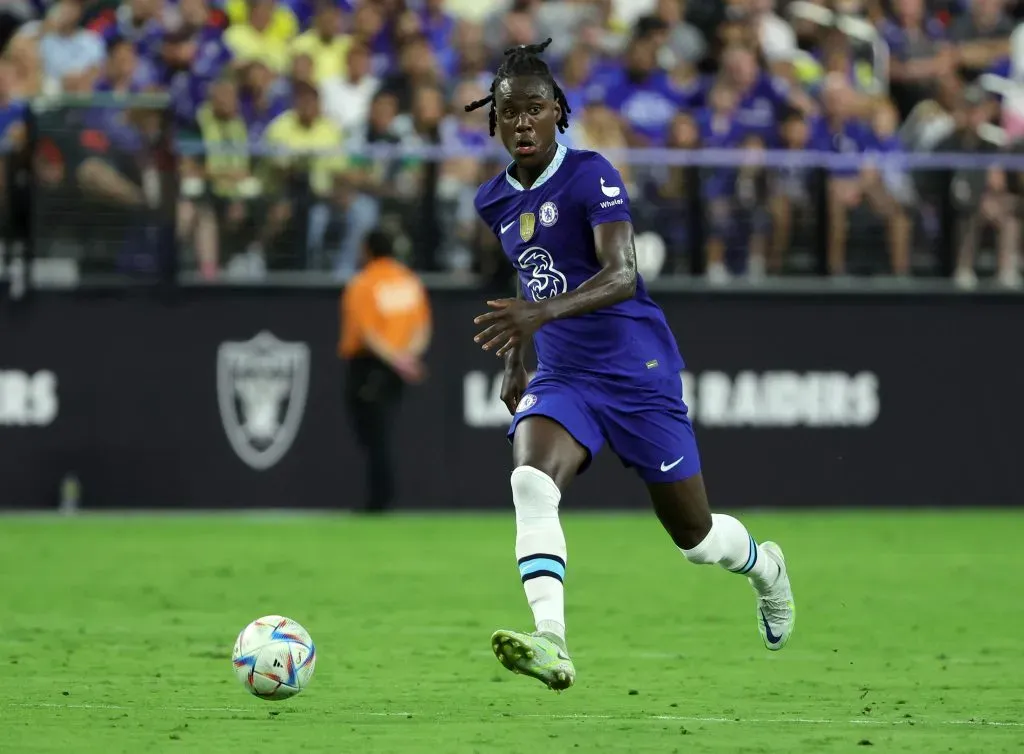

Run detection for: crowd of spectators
[[2, 0, 1024, 287]]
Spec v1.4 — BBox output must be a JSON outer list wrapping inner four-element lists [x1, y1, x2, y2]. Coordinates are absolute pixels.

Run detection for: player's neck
[[513, 144, 559, 189]]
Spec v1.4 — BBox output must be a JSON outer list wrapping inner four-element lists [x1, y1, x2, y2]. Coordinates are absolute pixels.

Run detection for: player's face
[[495, 76, 561, 171]]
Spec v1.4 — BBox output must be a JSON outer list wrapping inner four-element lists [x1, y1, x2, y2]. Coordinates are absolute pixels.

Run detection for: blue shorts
[[507, 368, 702, 484]]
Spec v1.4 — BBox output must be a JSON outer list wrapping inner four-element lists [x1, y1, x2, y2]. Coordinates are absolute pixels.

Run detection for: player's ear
[[552, 100, 562, 125]]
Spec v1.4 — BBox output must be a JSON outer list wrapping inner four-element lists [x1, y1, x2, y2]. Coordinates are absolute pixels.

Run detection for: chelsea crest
[[539, 201, 558, 227]]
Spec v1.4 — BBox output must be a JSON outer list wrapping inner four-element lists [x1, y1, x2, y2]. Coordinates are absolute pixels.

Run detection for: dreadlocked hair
[[464, 38, 571, 137]]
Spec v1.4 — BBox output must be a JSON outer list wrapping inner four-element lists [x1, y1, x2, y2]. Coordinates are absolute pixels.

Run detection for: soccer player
[[467, 39, 796, 692]]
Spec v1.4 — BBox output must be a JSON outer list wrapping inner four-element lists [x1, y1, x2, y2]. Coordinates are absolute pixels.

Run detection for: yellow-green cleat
[[491, 629, 576, 691]]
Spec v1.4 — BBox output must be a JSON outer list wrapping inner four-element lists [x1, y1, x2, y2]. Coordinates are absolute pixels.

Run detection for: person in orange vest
[[339, 229, 431, 513]]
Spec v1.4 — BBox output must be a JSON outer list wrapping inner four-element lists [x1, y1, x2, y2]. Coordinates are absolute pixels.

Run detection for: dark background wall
[[1, 289, 1021, 511]]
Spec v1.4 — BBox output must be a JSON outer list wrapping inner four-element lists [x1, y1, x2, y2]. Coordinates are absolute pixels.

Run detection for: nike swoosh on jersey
[[500, 220, 515, 234], [760, 609, 783, 645], [660, 456, 685, 472]]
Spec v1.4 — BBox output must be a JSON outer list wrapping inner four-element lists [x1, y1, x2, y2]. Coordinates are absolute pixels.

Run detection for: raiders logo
[[217, 331, 310, 470]]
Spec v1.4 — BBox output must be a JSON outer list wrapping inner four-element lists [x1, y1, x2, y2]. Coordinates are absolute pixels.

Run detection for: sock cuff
[[680, 524, 718, 562], [510, 465, 561, 501], [728, 534, 758, 574]]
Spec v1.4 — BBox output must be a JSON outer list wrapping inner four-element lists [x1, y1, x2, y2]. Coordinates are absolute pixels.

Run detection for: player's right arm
[[474, 182, 529, 413], [500, 276, 529, 415], [501, 276, 525, 364]]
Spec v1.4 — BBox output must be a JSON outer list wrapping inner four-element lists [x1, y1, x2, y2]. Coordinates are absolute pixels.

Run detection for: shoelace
[[760, 593, 790, 621]]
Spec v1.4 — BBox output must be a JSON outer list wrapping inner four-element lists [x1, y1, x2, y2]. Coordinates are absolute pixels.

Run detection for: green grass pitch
[[2, 510, 1022, 753]]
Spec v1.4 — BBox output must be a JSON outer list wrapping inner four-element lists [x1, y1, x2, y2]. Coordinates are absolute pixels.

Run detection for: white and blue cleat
[[751, 541, 795, 651]]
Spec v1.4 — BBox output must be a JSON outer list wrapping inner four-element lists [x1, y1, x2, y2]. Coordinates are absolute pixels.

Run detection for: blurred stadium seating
[[1, 0, 1023, 289]]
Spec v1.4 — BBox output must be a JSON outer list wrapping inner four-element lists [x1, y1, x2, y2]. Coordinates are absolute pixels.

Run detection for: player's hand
[[494, 336, 521, 360], [500, 363, 529, 415], [473, 298, 548, 356]]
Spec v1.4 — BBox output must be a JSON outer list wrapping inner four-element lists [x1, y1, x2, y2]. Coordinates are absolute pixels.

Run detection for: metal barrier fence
[[0, 127, 29, 296], [25, 93, 177, 287], [166, 141, 1024, 285], [5, 94, 1024, 289]]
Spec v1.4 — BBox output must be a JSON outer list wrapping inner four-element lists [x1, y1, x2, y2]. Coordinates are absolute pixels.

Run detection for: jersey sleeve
[[575, 153, 632, 228], [473, 183, 497, 235]]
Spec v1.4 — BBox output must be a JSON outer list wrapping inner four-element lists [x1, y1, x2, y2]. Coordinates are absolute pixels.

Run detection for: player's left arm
[[540, 220, 637, 323], [476, 224, 637, 355]]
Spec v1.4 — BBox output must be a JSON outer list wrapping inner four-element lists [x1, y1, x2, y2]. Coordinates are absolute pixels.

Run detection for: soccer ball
[[232, 615, 317, 700]]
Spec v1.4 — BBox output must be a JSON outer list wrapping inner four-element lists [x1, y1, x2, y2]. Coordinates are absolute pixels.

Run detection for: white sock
[[511, 466, 566, 641], [680, 513, 780, 591]]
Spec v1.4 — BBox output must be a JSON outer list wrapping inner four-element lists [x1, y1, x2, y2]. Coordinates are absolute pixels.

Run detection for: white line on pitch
[[9, 702, 255, 713], [523, 713, 1024, 728], [645, 715, 1024, 728], [7, 703, 1023, 727], [7, 702, 421, 715]]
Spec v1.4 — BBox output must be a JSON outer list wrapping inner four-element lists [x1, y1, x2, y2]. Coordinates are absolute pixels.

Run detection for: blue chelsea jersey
[[473, 145, 684, 379]]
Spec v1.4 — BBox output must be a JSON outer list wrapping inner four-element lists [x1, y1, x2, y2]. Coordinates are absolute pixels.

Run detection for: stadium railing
[[0, 144, 10, 258], [0, 130, 30, 296], [10, 94, 1024, 294]]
